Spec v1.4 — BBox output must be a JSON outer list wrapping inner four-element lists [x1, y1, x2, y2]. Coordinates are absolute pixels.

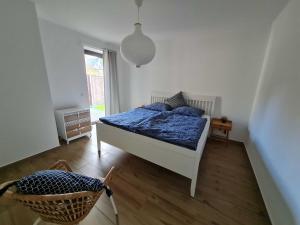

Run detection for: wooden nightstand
[[211, 118, 232, 144]]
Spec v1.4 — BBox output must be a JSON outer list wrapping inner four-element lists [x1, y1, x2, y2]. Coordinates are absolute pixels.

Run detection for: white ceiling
[[33, 0, 288, 43]]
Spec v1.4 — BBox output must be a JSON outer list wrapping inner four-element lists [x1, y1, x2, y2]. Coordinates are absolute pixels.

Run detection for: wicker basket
[[1, 160, 116, 225]]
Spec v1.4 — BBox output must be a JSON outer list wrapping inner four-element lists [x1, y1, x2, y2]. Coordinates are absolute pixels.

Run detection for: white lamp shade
[[120, 23, 155, 67]]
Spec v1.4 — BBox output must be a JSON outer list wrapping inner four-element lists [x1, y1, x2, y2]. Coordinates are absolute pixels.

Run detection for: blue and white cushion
[[16, 170, 104, 195]]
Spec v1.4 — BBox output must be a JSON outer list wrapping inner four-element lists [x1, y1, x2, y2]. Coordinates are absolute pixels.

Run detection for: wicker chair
[[1, 160, 118, 225]]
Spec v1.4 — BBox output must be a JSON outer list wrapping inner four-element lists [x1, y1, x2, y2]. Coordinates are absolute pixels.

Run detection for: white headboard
[[150, 91, 216, 117]]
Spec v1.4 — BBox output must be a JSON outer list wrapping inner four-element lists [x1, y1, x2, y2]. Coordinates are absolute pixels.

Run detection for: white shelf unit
[[55, 108, 92, 144]]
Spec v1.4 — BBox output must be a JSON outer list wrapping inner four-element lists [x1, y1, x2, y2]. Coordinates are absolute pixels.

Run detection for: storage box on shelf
[[55, 108, 92, 144]]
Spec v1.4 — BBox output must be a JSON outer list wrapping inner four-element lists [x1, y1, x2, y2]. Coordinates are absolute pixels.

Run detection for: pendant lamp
[[120, 0, 155, 68]]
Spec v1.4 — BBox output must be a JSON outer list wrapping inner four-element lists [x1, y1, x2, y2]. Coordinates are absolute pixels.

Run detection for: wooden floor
[[0, 126, 271, 225]]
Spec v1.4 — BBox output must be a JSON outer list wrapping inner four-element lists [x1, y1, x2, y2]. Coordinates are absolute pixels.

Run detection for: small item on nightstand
[[221, 116, 228, 123], [211, 117, 232, 145]]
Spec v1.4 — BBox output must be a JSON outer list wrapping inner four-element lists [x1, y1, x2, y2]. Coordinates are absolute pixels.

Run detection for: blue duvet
[[99, 108, 207, 150], [99, 107, 160, 131]]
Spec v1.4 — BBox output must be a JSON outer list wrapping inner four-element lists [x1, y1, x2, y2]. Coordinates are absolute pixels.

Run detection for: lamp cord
[[137, 6, 140, 23]]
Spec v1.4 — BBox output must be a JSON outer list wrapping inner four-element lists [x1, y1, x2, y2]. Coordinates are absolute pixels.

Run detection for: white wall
[[38, 19, 131, 111], [247, 0, 300, 224], [128, 29, 269, 141], [0, 0, 59, 167]]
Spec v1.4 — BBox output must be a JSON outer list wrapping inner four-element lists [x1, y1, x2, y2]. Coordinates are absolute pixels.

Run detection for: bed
[[96, 91, 216, 197]]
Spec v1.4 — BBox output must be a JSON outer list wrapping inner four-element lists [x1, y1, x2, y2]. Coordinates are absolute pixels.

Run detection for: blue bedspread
[[99, 108, 160, 131], [99, 108, 207, 150], [135, 112, 207, 150]]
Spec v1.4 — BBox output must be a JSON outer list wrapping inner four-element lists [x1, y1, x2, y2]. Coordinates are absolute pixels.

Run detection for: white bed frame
[[96, 91, 216, 197]]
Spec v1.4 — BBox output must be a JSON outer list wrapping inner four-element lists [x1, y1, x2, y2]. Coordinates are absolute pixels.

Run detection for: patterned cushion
[[16, 170, 104, 195], [172, 106, 205, 117], [164, 92, 187, 108], [142, 102, 172, 112]]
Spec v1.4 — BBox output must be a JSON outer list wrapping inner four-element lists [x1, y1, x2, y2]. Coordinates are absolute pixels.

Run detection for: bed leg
[[190, 178, 196, 198], [98, 141, 101, 158], [96, 122, 101, 158]]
